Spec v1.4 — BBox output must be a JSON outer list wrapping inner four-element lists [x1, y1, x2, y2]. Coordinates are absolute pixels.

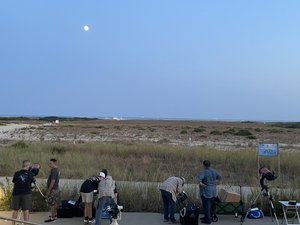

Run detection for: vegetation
[[11, 140, 29, 149], [38, 116, 98, 122], [193, 127, 205, 133], [0, 178, 13, 210], [210, 130, 222, 135], [0, 117, 32, 121], [270, 122, 300, 129], [0, 141, 299, 187], [1, 140, 300, 213]]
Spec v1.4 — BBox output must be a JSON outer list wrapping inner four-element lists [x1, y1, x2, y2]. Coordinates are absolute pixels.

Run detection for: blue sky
[[1, 1, 300, 121]]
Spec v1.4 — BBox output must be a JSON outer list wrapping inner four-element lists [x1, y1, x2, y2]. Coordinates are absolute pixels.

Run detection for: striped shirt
[[159, 176, 184, 202]]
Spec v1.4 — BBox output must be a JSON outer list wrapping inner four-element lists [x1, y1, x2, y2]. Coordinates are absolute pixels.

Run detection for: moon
[[83, 25, 90, 32]]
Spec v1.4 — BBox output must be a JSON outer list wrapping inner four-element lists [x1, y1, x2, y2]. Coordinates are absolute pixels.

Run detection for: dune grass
[[0, 140, 299, 187], [1, 140, 300, 213]]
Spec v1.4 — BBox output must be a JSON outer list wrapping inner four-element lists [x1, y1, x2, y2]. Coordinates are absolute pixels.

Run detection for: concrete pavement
[[0, 211, 282, 225]]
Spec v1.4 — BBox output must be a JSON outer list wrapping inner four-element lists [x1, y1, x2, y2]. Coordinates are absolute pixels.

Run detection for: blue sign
[[258, 143, 279, 156]]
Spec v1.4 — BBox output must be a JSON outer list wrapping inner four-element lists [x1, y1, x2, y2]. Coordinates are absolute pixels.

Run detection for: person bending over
[[80, 172, 105, 224], [159, 176, 185, 223]]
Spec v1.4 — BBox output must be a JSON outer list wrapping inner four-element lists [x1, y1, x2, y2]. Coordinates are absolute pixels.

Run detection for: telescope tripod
[[250, 186, 279, 225]]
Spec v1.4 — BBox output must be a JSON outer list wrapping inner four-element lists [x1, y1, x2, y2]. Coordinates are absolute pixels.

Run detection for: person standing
[[95, 170, 116, 225], [11, 160, 34, 224], [44, 158, 60, 223], [159, 176, 185, 223], [80, 173, 105, 224], [197, 160, 222, 225]]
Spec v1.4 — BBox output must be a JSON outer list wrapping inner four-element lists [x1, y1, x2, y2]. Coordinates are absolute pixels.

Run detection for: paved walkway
[[0, 211, 281, 225]]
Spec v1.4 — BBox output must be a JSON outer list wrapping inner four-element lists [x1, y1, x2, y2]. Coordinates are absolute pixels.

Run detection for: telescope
[[259, 167, 277, 190]]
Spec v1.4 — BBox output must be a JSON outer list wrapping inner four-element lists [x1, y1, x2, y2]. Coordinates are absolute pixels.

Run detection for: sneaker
[[163, 219, 169, 222], [89, 219, 95, 224], [48, 215, 57, 220], [44, 217, 57, 223]]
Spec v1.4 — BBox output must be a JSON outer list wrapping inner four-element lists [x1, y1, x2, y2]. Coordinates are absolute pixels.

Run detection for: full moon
[[83, 25, 89, 32]]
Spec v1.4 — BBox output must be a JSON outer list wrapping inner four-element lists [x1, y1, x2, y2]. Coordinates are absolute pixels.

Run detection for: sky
[[1, 1, 300, 121]]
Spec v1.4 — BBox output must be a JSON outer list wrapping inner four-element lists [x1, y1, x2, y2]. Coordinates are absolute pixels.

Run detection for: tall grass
[[0, 141, 299, 187]]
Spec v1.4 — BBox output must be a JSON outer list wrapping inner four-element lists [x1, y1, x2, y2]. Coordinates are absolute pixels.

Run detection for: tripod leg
[[251, 190, 263, 208], [16, 210, 22, 225], [268, 194, 279, 225], [34, 183, 45, 198]]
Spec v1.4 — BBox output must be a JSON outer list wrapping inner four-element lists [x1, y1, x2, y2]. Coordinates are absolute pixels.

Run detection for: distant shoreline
[[0, 115, 299, 123]]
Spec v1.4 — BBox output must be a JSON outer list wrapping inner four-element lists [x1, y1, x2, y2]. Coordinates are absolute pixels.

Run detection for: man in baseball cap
[[80, 172, 105, 224]]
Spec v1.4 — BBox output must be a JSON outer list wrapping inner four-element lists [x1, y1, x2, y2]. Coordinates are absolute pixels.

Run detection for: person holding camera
[[44, 158, 60, 223], [11, 160, 35, 224], [80, 172, 105, 224], [197, 160, 221, 225], [159, 176, 185, 223], [95, 169, 116, 225]]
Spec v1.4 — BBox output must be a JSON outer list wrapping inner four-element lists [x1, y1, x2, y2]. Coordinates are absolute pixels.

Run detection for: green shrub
[[234, 129, 253, 136], [31, 183, 49, 211], [267, 129, 283, 134], [210, 130, 222, 135], [51, 145, 67, 154], [148, 127, 156, 132], [247, 135, 257, 140], [0, 178, 13, 210], [11, 141, 29, 149], [193, 128, 205, 133], [270, 122, 300, 129], [222, 129, 236, 135], [180, 130, 188, 134]]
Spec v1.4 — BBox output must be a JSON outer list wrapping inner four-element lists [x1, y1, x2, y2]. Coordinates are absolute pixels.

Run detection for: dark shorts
[[47, 189, 60, 206], [12, 194, 32, 211]]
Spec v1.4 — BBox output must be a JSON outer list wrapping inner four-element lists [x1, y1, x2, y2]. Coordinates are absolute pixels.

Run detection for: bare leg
[[51, 204, 57, 218], [83, 202, 88, 218], [86, 202, 92, 219], [23, 210, 30, 221], [12, 211, 18, 225]]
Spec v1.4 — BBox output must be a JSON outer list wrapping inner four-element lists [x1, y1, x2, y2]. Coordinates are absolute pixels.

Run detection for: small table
[[279, 201, 300, 225]]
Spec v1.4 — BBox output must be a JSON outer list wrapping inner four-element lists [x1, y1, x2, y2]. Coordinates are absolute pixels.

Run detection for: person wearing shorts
[[11, 160, 34, 224], [80, 173, 105, 224], [44, 158, 60, 223]]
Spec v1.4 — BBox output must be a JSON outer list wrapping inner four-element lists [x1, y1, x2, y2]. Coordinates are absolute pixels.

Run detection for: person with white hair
[[11, 160, 34, 224], [159, 176, 185, 223]]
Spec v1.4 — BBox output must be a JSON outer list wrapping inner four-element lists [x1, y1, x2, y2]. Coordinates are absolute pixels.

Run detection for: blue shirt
[[197, 167, 222, 198]]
